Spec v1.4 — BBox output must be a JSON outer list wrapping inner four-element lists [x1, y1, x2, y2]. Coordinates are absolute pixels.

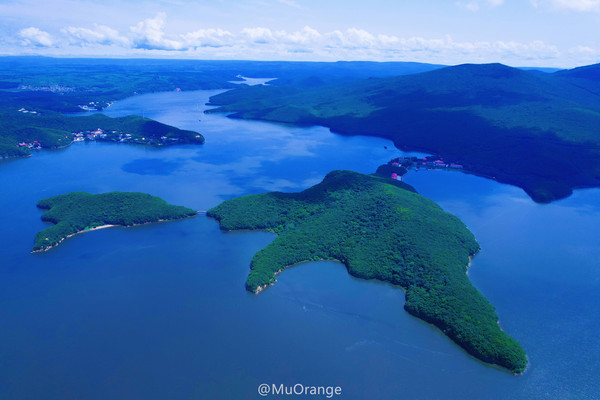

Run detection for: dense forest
[[208, 62, 600, 203], [33, 191, 197, 252], [208, 170, 527, 373], [0, 57, 445, 108], [0, 57, 444, 160]]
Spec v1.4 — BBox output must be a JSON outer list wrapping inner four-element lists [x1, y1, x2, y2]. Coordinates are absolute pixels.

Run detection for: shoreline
[[252, 257, 341, 294], [32, 215, 196, 253], [465, 249, 480, 275], [209, 108, 578, 204], [465, 248, 528, 375], [31, 224, 118, 253]]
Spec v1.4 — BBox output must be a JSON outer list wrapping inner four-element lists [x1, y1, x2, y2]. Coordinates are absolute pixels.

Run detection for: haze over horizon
[[0, 0, 598, 68]]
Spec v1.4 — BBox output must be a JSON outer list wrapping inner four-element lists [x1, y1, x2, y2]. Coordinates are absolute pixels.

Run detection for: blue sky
[[0, 0, 598, 67]]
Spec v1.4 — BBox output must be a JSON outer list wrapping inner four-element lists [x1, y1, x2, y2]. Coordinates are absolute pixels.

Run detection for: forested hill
[[0, 110, 205, 159], [208, 170, 527, 374], [554, 63, 600, 94], [555, 63, 600, 82], [208, 62, 600, 203], [33, 191, 197, 252]]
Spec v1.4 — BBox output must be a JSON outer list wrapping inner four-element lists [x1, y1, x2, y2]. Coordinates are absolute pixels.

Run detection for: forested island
[[208, 170, 528, 373], [33, 192, 197, 252], [208, 62, 600, 203]]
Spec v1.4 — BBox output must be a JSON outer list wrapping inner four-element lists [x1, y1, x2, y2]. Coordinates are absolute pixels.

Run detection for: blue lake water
[[0, 90, 598, 399]]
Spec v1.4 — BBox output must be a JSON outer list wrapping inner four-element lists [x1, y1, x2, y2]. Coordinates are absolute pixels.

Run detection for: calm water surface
[[0, 90, 598, 399]]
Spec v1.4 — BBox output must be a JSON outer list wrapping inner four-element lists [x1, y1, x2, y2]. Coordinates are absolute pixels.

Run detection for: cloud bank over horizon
[[1, 1, 598, 67]]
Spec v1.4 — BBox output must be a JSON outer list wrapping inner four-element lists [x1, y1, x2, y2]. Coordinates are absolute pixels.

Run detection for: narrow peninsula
[[33, 191, 197, 252], [208, 170, 527, 374]]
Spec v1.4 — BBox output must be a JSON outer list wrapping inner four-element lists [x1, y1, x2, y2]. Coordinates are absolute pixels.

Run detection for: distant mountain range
[[208, 62, 600, 203]]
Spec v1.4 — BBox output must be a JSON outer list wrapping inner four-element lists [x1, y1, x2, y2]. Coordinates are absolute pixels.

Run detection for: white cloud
[[492, 39, 560, 60], [457, 2, 481, 11], [343, 28, 377, 47], [62, 24, 130, 47], [531, 0, 600, 12], [9, 14, 597, 67], [457, 0, 504, 11], [18, 27, 54, 47], [282, 26, 321, 45], [241, 27, 277, 44], [182, 28, 234, 48], [568, 45, 600, 64], [569, 45, 597, 55], [130, 12, 185, 50], [274, 0, 301, 9]]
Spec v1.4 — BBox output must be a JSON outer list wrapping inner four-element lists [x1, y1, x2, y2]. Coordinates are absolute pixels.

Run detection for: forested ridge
[[208, 62, 600, 203]]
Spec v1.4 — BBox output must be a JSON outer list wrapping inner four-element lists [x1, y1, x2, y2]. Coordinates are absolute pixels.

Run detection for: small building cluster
[[16, 140, 41, 149], [77, 101, 112, 111], [18, 108, 38, 114], [393, 156, 464, 170], [415, 157, 464, 169], [71, 128, 181, 145], [386, 156, 465, 180], [18, 84, 74, 93], [73, 128, 110, 142]]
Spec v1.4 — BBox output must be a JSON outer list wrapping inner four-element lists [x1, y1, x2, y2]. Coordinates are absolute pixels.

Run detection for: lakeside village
[[71, 128, 185, 145], [17, 128, 187, 150], [384, 156, 464, 181], [78, 101, 113, 111], [18, 108, 39, 115]]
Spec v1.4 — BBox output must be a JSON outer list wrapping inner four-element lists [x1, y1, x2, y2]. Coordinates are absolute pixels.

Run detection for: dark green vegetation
[[208, 63, 600, 203], [0, 57, 444, 105], [33, 192, 197, 252], [0, 110, 204, 158], [208, 170, 527, 373], [0, 59, 208, 158], [0, 57, 444, 159]]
